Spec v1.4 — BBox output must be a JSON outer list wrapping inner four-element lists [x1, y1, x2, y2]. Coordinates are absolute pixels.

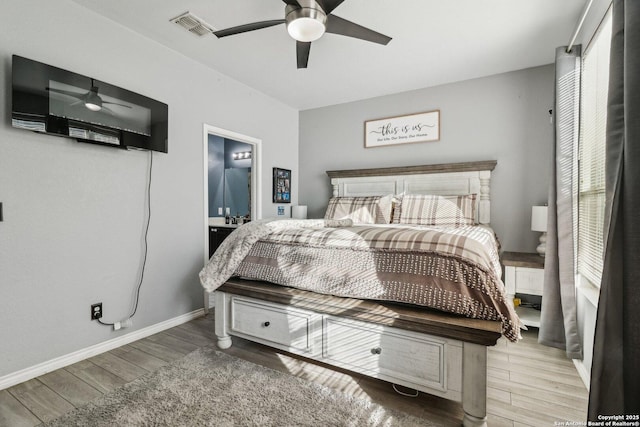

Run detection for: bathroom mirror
[[208, 135, 252, 218], [224, 167, 251, 217]]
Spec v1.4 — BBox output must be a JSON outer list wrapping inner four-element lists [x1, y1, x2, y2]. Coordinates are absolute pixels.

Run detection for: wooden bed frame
[[213, 160, 501, 427]]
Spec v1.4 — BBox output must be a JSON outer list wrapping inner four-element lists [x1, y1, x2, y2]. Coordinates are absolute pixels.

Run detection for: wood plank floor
[[0, 314, 588, 426]]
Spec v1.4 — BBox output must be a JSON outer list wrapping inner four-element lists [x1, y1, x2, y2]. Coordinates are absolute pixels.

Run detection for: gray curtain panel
[[588, 0, 640, 418], [538, 46, 582, 359]]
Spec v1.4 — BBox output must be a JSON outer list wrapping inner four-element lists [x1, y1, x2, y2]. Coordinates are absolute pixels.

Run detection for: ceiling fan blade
[[315, 0, 344, 14], [103, 101, 132, 109], [296, 41, 311, 69], [325, 15, 391, 45], [213, 19, 285, 38], [46, 87, 84, 101], [101, 105, 115, 115], [281, 0, 300, 5]]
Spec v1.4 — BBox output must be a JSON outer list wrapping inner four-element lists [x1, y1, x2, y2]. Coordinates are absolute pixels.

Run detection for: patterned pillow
[[324, 195, 393, 224], [393, 194, 477, 226]]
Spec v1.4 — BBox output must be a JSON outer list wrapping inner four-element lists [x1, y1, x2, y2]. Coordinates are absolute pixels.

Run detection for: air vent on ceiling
[[170, 12, 216, 37]]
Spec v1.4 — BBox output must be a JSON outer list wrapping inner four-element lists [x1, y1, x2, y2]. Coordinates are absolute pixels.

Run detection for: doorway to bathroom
[[202, 125, 261, 311], [202, 124, 261, 264]]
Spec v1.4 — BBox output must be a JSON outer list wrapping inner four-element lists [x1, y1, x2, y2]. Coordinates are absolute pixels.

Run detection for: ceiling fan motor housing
[[285, 3, 327, 42]]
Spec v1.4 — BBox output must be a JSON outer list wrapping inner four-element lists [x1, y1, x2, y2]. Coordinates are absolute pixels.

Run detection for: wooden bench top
[[219, 279, 502, 347]]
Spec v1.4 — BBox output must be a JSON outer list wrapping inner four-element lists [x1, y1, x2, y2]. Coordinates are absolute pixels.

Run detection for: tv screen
[[11, 55, 168, 153]]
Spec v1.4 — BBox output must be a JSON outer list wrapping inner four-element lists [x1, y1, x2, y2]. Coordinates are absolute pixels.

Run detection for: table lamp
[[531, 206, 548, 257], [291, 205, 307, 219]]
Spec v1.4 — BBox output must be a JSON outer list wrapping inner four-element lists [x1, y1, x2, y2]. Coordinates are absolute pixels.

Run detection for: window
[[577, 10, 612, 287]]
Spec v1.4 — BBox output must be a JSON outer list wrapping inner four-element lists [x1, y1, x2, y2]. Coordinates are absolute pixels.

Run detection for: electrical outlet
[[91, 303, 103, 320]]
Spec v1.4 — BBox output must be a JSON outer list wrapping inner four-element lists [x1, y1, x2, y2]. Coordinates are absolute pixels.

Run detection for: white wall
[[0, 0, 298, 378], [299, 65, 554, 253]]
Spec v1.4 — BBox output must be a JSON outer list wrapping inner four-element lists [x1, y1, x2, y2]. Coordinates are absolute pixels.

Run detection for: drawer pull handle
[[371, 347, 382, 355], [262, 321, 271, 327]]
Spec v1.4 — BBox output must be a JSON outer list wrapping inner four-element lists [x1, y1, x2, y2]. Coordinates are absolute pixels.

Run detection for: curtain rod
[[567, 0, 595, 52]]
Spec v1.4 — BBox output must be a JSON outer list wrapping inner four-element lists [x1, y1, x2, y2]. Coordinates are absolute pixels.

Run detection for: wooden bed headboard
[[326, 160, 497, 225]]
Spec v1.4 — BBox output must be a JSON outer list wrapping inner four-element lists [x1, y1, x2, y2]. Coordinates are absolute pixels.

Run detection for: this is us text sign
[[365, 110, 440, 148]]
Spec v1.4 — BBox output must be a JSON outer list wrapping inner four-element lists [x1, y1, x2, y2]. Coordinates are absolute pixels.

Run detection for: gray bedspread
[[200, 220, 521, 342]]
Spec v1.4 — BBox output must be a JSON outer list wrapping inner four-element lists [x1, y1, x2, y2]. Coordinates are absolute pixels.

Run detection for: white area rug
[[45, 346, 435, 426]]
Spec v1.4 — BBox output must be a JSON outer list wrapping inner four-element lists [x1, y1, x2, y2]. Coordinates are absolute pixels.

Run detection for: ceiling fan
[[46, 79, 132, 113], [213, 0, 391, 68]]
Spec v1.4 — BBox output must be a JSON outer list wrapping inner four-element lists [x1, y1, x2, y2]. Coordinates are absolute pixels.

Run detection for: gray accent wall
[[299, 65, 555, 253], [0, 0, 298, 378]]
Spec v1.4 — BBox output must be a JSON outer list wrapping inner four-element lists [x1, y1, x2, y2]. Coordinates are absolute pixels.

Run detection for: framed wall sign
[[272, 167, 291, 203], [364, 110, 440, 148]]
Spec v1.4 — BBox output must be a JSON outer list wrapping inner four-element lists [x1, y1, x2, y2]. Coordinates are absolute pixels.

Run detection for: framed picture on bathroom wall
[[272, 167, 291, 203]]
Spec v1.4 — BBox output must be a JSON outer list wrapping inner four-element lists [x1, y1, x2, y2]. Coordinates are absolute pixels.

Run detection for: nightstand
[[502, 251, 545, 327]]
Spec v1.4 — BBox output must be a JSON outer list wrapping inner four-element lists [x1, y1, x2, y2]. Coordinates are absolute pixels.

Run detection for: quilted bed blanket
[[199, 219, 521, 342]]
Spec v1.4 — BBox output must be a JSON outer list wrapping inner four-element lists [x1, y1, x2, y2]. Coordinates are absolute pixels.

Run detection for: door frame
[[203, 124, 262, 310]]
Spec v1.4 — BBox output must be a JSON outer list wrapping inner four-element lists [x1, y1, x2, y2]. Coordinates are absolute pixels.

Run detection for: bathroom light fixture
[[232, 151, 252, 160], [286, 5, 327, 42]]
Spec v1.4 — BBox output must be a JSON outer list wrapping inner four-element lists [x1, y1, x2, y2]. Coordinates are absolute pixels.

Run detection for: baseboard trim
[[573, 358, 591, 390], [0, 308, 206, 391]]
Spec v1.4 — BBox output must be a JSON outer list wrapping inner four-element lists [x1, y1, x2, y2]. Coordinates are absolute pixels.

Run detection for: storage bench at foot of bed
[[213, 279, 501, 427]]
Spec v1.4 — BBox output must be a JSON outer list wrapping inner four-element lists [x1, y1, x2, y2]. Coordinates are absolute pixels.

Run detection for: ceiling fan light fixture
[[84, 102, 102, 111], [286, 7, 326, 42], [84, 89, 103, 111]]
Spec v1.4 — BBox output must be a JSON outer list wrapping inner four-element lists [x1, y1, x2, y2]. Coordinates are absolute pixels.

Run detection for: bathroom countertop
[[208, 218, 242, 227]]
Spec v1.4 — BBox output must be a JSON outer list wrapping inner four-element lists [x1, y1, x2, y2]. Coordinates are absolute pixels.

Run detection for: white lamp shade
[[291, 205, 308, 219], [531, 206, 548, 232]]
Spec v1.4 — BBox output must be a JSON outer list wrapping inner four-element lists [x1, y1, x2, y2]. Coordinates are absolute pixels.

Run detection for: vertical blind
[[578, 11, 611, 287]]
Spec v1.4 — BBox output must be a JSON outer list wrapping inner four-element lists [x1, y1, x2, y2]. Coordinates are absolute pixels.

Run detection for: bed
[[201, 160, 516, 427]]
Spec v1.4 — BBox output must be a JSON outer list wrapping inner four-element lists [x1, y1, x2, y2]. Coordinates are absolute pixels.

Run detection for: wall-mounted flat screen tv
[[11, 55, 168, 153]]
